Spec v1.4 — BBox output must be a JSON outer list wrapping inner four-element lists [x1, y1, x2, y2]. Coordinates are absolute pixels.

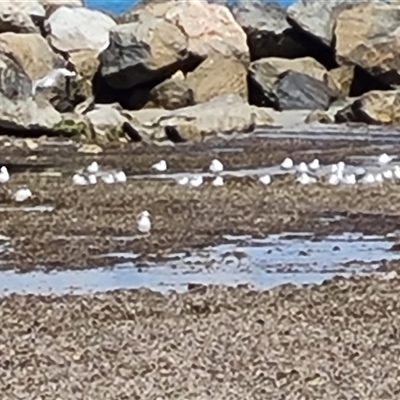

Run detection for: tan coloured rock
[[45, 6, 116, 54], [334, 2, 400, 86], [0, 33, 62, 81], [164, 0, 249, 63], [68, 49, 100, 80], [186, 55, 248, 104], [328, 65, 354, 97], [0, 97, 62, 132], [85, 104, 131, 142], [305, 109, 335, 124], [335, 90, 400, 125], [129, 94, 273, 142]]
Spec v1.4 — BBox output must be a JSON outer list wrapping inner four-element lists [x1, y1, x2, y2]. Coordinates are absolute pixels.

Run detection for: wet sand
[[1, 132, 400, 397], [1, 276, 400, 398]]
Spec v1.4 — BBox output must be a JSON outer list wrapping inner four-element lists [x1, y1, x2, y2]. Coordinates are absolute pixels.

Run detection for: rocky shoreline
[[2, 1, 400, 397], [1, 0, 400, 144]]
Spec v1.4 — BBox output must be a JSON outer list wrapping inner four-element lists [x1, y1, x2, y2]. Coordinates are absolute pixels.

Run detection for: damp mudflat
[[0, 232, 397, 296]]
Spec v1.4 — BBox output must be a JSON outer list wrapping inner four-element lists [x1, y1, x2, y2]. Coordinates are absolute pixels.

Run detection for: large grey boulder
[[99, 11, 189, 90], [248, 57, 341, 109]]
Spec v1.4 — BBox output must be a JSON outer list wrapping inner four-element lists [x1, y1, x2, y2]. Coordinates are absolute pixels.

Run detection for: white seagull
[[87, 161, 99, 174], [378, 153, 394, 166], [280, 157, 293, 170], [177, 176, 189, 186], [13, 187, 32, 202], [0, 166, 9, 183], [259, 174, 272, 185], [73, 173, 87, 186], [137, 210, 152, 234], [152, 160, 167, 172], [32, 68, 76, 96], [297, 162, 309, 173], [87, 174, 97, 185], [209, 159, 224, 174], [114, 171, 127, 183], [308, 158, 320, 171], [212, 176, 224, 187], [101, 173, 115, 184], [189, 175, 203, 187], [296, 173, 316, 185]]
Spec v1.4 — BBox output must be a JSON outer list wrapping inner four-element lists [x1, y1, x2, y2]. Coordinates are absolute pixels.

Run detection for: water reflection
[[0, 232, 397, 296]]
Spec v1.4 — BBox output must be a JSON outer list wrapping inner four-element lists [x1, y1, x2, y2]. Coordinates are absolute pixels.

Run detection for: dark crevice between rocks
[[93, 54, 203, 110], [285, 19, 338, 70], [349, 65, 392, 97]]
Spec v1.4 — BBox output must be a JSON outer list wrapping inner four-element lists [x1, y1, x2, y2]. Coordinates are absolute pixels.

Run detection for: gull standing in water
[[0, 166, 9, 183], [209, 159, 224, 174], [137, 210, 152, 234], [32, 68, 76, 96], [308, 158, 320, 171], [378, 153, 394, 166], [280, 157, 293, 170], [189, 175, 203, 188], [296, 173, 316, 185], [297, 162, 309, 173], [114, 171, 127, 183], [177, 176, 189, 186]]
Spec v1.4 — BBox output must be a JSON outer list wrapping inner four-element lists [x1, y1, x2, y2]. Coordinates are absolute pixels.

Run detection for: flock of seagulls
[[72, 161, 127, 186], [266, 153, 399, 187]]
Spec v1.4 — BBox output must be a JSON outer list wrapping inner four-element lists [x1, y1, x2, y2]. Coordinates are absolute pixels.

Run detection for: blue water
[[86, 0, 294, 16]]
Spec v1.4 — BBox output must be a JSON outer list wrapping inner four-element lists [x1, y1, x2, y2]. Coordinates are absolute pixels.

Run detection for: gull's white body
[[87, 174, 97, 185], [308, 158, 320, 171], [189, 175, 203, 187], [209, 159, 224, 174], [297, 162, 308, 173], [280, 157, 293, 170], [212, 176, 224, 187], [259, 174, 271, 185], [137, 210, 151, 234], [32, 68, 76, 96], [378, 153, 393, 165], [13, 187, 32, 202], [0, 166, 9, 183], [101, 173, 115, 184], [73, 173, 87, 186], [296, 173, 316, 185], [87, 161, 99, 174], [177, 176, 189, 185], [152, 160, 167, 172], [114, 171, 127, 183]]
